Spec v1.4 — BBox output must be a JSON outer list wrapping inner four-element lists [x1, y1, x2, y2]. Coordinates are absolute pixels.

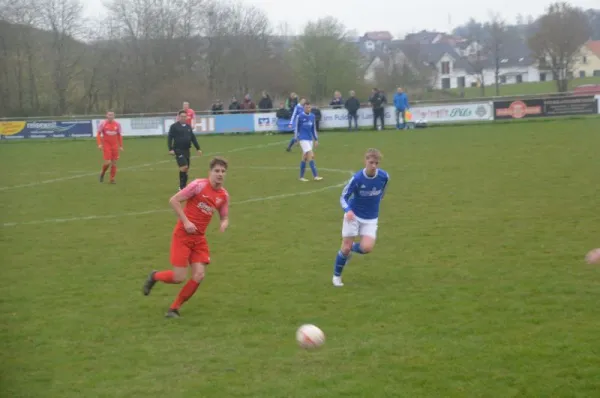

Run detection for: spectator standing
[[393, 87, 410, 129], [276, 102, 291, 119], [344, 90, 361, 131], [286, 92, 298, 112], [211, 99, 224, 115], [311, 105, 322, 131], [240, 94, 256, 113], [258, 90, 273, 111], [228, 96, 240, 114], [369, 88, 386, 130], [329, 91, 343, 109]]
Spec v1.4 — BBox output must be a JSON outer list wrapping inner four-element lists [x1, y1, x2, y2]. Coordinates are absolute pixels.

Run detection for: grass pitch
[[1, 118, 600, 397]]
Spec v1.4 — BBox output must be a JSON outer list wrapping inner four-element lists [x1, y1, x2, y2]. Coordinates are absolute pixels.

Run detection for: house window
[[470, 82, 477, 87], [540, 73, 546, 81], [582, 56, 587, 64], [594, 70, 600, 77], [441, 61, 450, 74], [516, 75, 523, 83], [457, 76, 465, 88], [441, 78, 451, 89], [579, 71, 586, 78], [500, 75, 507, 84]]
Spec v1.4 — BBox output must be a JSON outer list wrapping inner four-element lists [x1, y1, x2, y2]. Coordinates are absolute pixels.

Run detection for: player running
[[182, 101, 196, 130], [332, 148, 389, 287], [96, 110, 123, 184], [286, 97, 306, 152], [295, 102, 323, 182], [142, 157, 230, 318], [168, 110, 202, 190]]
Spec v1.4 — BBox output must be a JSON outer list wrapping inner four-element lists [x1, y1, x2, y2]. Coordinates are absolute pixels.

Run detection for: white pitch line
[[0, 140, 288, 191], [1, 167, 352, 227]]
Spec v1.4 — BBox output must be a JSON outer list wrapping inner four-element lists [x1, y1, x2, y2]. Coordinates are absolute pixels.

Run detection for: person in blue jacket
[[393, 87, 410, 129]]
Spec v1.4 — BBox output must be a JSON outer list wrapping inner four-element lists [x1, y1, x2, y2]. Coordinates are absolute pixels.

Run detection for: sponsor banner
[[0, 120, 93, 139], [94, 117, 164, 136], [319, 107, 395, 129], [494, 99, 544, 119], [253, 113, 294, 132], [542, 96, 598, 116], [163, 114, 254, 134], [411, 102, 493, 123], [494, 97, 598, 119]]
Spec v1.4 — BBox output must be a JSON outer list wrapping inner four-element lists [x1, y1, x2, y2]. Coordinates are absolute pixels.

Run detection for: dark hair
[[210, 156, 228, 170], [304, 102, 311, 106], [178, 110, 187, 116]]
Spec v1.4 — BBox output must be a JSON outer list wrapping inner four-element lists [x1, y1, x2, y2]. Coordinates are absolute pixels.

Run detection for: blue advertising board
[[212, 114, 255, 133], [0, 120, 93, 139]]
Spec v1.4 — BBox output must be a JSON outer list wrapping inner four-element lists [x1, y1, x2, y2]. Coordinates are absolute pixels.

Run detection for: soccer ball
[[296, 324, 325, 349], [585, 248, 600, 264]]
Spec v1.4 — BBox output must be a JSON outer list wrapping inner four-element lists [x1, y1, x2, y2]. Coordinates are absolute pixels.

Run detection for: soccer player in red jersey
[[142, 156, 230, 318], [182, 101, 196, 130], [96, 110, 123, 184]]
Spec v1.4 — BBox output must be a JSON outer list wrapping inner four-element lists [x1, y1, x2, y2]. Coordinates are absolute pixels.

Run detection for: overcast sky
[[82, 0, 598, 37]]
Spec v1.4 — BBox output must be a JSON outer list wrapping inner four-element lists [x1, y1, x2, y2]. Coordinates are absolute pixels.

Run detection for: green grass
[[2, 119, 600, 397]]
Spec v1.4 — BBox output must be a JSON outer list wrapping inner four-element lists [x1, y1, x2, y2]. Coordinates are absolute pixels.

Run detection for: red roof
[[586, 40, 600, 58]]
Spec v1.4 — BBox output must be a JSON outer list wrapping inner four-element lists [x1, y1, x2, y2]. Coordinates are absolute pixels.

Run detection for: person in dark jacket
[[369, 88, 386, 130], [258, 90, 273, 110], [276, 102, 291, 119], [344, 90, 361, 131], [228, 96, 240, 114], [329, 90, 343, 109], [211, 99, 224, 115], [310, 106, 322, 131]]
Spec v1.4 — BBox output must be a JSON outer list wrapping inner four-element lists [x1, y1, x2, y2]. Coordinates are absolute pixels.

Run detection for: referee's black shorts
[[174, 149, 190, 168]]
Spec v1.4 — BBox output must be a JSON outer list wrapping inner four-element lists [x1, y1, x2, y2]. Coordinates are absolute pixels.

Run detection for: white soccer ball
[[296, 324, 325, 349]]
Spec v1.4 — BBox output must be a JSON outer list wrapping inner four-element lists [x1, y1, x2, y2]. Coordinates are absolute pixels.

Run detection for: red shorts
[[170, 228, 210, 267], [103, 145, 120, 161]]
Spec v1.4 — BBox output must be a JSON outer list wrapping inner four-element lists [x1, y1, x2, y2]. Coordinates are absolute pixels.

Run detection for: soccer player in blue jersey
[[295, 102, 323, 182], [286, 97, 306, 152], [332, 148, 389, 286]]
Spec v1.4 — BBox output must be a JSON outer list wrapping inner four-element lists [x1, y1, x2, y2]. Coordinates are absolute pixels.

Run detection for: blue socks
[[351, 242, 365, 254], [300, 161, 306, 178], [287, 138, 296, 149], [309, 160, 318, 177], [334, 251, 348, 276]]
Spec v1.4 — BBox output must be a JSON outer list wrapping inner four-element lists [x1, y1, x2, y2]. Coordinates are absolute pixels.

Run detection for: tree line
[[0, 0, 597, 118]]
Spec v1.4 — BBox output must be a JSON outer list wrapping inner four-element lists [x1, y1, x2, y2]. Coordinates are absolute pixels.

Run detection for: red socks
[[170, 280, 200, 310], [110, 165, 117, 180], [154, 270, 176, 283], [153, 271, 202, 311]]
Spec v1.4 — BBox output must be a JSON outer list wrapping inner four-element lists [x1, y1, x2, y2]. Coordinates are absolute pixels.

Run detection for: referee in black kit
[[168, 110, 202, 190]]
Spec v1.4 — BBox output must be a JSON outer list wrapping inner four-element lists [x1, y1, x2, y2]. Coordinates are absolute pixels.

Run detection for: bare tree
[[485, 14, 507, 96], [528, 2, 590, 92], [37, 0, 86, 115]]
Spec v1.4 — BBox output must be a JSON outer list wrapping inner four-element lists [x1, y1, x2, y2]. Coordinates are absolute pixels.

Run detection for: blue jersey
[[290, 103, 304, 126], [295, 112, 318, 141], [340, 168, 389, 220]]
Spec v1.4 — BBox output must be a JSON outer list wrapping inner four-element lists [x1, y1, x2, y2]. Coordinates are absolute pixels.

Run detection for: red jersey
[[176, 178, 229, 234], [96, 119, 123, 147], [184, 108, 196, 127]]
